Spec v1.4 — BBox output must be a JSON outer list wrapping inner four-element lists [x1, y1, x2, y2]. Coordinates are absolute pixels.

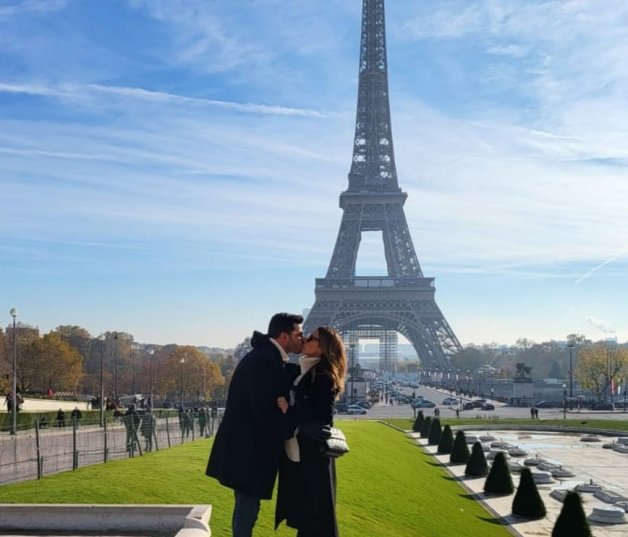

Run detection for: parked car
[[414, 400, 436, 408], [535, 401, 554, 408], [347, 404, 368, 415], [356, 400, 371, 409], [461, 402, 474, 411], [442, 397, 458, 405], [471, 399, 485, 408], [589, 402, 615, 411], [481, 403, 495, 411], [335, 403, 349, 413]]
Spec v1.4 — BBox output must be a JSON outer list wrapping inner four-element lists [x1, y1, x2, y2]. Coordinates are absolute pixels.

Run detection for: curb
[[0, 504, 212, 536]]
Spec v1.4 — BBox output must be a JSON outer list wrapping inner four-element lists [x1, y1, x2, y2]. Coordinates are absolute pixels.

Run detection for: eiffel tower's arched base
[[304, 284, 461, 370]]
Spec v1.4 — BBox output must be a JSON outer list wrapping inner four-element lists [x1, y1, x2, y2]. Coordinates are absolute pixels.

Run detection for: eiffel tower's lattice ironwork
[[304, 0, 461, 369]]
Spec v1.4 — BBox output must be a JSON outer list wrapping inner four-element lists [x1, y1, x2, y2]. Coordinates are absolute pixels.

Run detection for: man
[[141, 408, 156, 452], [206, 312, 304, 537], [71, 406, 82, 426], [123, 404, 141, 455], [56, 408, 66, 428]]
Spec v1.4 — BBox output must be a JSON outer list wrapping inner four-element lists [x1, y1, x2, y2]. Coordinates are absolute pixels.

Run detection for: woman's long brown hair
[[316, 326, 347, 398]]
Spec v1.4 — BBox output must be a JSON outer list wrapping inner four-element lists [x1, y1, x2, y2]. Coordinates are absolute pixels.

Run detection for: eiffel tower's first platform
[[304, 0, 461, 369]]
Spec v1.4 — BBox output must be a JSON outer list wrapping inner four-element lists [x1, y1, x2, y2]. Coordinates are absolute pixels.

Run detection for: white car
[[347, 404, 368, 415]]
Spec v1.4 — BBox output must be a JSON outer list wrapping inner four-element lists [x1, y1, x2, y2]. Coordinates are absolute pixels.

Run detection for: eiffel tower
[[304, 0, 462, 369]]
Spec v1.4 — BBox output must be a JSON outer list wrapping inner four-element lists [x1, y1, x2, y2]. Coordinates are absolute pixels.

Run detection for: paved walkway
[[411, 429, 628, 536], [1, 398, 91, 413]]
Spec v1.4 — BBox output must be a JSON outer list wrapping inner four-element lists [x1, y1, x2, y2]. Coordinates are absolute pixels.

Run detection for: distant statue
[[514, 362, 532, 382]]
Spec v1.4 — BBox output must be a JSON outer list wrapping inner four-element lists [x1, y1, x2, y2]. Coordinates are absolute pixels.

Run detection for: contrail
[[575, 256, 618, 287]]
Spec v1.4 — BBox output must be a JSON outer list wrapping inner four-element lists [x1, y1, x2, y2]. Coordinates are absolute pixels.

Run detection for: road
[[335, 384, 628, 422]]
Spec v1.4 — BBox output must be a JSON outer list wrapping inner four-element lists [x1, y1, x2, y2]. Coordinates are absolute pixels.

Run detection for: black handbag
[[322, 427, 349, 458]]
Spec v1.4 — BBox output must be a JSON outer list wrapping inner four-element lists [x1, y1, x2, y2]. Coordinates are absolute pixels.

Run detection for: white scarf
[[285, 356, 320, 462]]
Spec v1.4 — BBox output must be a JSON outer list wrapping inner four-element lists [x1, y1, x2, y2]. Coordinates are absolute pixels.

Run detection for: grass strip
[[0, 421, 510, 537], [385, 417, 628, 433]]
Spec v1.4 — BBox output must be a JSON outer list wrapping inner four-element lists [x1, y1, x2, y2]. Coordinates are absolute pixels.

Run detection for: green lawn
[[0, 421, 510, 537]]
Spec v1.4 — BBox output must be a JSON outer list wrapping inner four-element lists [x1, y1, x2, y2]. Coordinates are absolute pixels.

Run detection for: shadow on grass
[[476, 515, 512, 526], [460, 492, 484, 501], [443, 475, 465, 483], [425, 460, 446, 467]]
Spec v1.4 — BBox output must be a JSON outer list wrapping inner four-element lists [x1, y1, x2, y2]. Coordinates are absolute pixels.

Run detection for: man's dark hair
[[268, 312, 303, 338]]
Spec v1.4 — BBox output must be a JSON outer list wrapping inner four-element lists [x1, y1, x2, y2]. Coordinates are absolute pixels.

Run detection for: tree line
[[3, 325, 626, 404], [444, 335, 628, 401], [0, 325, 235, 404]]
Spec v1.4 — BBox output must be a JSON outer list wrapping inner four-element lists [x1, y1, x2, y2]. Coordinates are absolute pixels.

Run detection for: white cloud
[[2, 0, 628, 345], [0, 0, 68, 19], [0, 81, 325, 117], [486, 44, 528, 57]]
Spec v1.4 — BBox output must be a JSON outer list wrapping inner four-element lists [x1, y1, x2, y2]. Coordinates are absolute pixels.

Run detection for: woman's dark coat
[[206, 332, 294, 499], [275, 366, 339, 537]]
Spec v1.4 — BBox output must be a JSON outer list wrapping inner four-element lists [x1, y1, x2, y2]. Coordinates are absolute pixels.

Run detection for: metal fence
[[0, 411, 223, 485]]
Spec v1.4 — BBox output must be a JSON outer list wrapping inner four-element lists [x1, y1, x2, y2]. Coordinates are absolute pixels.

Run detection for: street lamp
[[412, 387, 417, 419], [148, 349, 154, 410], [9, 308, 18, 435], [349, 344, 356, 405], [113, 332, 119, 403], [562, 383, 567, 420], [566, 339, 575, 399], [179, 357, 186, 409], [99, 334, 105, 427], [606, 340, 616, 404]]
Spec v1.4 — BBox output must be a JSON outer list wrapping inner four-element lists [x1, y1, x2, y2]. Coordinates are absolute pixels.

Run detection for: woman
[[275, 326, 347, 537]]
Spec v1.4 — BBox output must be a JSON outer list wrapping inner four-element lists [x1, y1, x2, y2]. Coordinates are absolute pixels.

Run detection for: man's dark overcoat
[[206, 332, 294, 499]]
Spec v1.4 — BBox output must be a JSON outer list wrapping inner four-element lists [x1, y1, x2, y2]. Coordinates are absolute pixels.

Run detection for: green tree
[[512, 467, 546, 519], [51, 325, 92, 356], [465, 441, 488, 477], [412, 411, 424, 432], [484, 452, 514, 494], [437, 424, 454, 454], [450, 346, 492, 372], [20, 334, 84, 393], [155, 346, 225, 404], [217, 354, 237, 390], [428, 417, 442, 446], [0, 328, 7, 394], [450, 430, 470, 464], [552, 491, 591, 537], [576, 344, 628, 401], [420, 416, 432, 438]]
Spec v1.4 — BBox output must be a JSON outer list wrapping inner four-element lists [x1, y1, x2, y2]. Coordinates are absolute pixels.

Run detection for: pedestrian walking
[[141, 410, 156, 452], [56, 408, 66, 428]]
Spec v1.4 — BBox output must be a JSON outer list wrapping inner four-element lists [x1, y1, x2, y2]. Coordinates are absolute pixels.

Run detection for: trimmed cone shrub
[[552, 491, 591, 537], [484, 451, 514, 494], [428, 417, 442, 445], [437, 424, 454, 454], [450, 430, 470, 464], [512, 467, 546, 519], [465, 441, 489, 477], [420, 416, 432, 438], [412, 411, 425, 432]]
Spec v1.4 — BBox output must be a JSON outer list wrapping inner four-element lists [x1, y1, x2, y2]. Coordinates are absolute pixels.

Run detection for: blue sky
[[1, 0, 627, 349]]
